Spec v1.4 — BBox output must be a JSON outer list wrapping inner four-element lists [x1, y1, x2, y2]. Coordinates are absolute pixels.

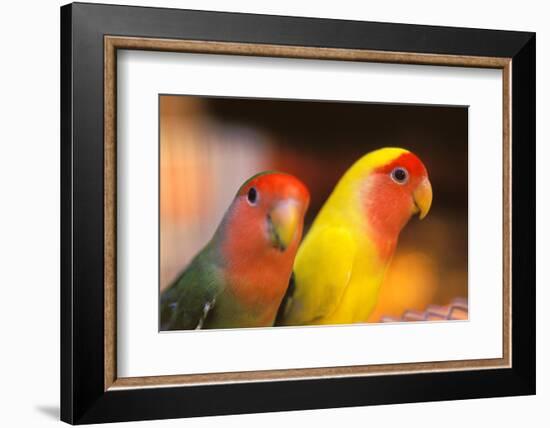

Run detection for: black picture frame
[[61, 2, 535, 424]]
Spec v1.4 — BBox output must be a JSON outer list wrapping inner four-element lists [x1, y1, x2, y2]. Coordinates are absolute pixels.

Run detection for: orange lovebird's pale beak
[[413, 178, 433, 220], [269, 200, 301, 251]]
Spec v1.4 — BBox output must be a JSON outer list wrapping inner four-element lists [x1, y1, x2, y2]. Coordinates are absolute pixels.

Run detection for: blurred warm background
[[160, 95, 468, 322]]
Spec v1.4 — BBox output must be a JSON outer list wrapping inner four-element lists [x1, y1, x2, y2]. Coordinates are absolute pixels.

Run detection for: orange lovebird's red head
[[230, 171, 310, 253]]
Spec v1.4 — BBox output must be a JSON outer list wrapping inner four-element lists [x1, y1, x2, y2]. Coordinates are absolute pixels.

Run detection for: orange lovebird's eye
[[247, 187, 258, 205]]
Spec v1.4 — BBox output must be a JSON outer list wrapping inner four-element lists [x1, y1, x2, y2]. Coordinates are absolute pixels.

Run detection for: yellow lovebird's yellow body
[[276, 148, 433, 326]]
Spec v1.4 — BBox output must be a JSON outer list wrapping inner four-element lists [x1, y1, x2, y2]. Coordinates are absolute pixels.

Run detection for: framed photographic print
[[60, 2, 535, 424]]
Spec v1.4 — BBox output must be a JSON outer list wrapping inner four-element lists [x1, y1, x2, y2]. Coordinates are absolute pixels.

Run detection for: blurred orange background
[[160, 95, 468, 322]]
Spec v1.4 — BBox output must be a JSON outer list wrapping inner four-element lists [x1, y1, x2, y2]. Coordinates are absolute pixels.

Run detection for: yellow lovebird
[[275, 148, 433, 326]]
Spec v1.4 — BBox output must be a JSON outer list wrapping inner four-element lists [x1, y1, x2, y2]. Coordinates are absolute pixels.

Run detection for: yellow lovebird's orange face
[[362, 151, 433, 240]]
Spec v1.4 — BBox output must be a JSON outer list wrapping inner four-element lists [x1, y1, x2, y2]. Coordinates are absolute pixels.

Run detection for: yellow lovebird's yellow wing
[[278, 226, 356, 326]]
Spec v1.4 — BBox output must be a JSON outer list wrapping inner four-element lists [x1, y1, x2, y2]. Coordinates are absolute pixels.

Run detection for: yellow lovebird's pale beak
[[269, 200, 300, 251], [413, 178, 433, 220]]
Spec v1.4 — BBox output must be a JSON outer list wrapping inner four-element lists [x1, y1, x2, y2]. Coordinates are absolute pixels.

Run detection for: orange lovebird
[[276, 148, 432, 326], [161, 172, 310, 330]]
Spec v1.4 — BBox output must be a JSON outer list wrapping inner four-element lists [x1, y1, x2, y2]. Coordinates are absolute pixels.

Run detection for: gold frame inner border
[[104, 35, 512, 391]]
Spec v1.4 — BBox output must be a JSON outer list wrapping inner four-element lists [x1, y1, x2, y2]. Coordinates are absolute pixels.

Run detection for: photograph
[[159, 95, 468, 331], [56, 2, 536, 424]]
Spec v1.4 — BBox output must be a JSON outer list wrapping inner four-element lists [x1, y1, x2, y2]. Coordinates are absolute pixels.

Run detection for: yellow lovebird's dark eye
[[391, 167, 409, 184], [247, 187, 258, 205]]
